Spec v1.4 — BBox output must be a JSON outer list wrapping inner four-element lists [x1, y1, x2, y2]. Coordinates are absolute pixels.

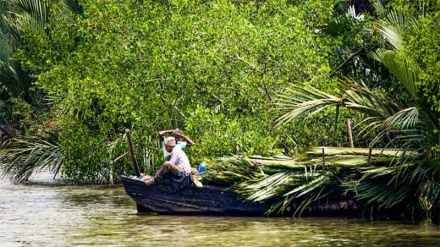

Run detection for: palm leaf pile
[[200, 147, 437, 219]]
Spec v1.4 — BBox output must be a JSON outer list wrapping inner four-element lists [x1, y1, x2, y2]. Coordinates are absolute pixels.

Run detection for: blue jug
[[198, 163, 206, 174]]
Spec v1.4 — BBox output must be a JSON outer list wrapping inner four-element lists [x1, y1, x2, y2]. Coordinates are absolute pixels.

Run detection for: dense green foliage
[[11, 0, 370, 181]]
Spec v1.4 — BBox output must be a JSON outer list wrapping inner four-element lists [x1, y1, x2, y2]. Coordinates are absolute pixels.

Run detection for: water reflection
[[0, 173, 438, 247]]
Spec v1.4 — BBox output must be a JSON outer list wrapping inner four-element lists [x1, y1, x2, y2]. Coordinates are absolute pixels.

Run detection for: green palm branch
[[0, 136, 64, 182], [343, 162, 438, 217], [6, 0, 48, 35]]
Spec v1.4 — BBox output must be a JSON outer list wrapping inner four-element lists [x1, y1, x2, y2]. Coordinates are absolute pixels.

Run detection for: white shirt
[[169, 147, 191, 175], [162, 141, 187, 158]]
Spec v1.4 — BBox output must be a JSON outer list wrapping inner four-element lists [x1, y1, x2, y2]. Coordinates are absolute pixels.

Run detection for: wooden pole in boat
[[368, 147, 372, 165], [125, 129, 141, 177], [125, 129, 149, 213], [347, 118, 354, 148]]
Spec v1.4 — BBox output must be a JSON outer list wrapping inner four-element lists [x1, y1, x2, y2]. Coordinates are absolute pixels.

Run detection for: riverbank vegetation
[[0, 0, 438, 222]]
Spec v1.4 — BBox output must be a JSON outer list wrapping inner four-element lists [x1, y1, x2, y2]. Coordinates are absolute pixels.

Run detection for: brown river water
[[0, 172, 438, 247]]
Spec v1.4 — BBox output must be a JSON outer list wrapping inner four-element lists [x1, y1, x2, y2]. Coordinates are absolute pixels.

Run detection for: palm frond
[[384, 107, 420, 130], [9, 0, 47, 33], [0, 136, 64, 182], [275, 84, 342, 127], [371, 49, 420, 99], [346, 5, 364, 21], [377, 9, 418, 51], [340, 78, 400, 118], [378, 20, 402, 50], [0, 35, 11, 65], [371, 0, 386, 17], [344, 162, 438, 214], [244, 172, 294, 202], [282, 174, 330, 197]]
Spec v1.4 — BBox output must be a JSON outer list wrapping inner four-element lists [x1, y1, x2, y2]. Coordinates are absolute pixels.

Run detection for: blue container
[[198, 162, 206, 174]]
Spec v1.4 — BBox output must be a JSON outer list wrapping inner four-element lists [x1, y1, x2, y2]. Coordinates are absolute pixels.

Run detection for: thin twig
[[330, 47, 365, 77], [114, 151, 129, 163]]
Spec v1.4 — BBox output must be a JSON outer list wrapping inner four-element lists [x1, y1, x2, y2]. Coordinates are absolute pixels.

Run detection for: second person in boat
[[158, 128, 195, 158]]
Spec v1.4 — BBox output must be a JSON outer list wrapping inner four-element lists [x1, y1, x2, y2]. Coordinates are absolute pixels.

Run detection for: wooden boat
[[120, 130, 360, 217], [120, 175, 268, 215]]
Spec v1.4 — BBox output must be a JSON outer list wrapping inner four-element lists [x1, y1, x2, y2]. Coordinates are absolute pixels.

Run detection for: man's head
[[164, 136, 176, 152]]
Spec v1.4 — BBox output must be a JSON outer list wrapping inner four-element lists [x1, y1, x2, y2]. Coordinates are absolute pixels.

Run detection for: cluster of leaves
[[184, 106, 283, 162]]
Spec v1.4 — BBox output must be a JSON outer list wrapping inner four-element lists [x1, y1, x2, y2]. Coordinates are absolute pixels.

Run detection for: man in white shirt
[[144, 137, 192, 185]]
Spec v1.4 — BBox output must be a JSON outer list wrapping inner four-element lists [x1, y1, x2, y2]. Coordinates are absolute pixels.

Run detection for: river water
[[0, 172, 438, 247]]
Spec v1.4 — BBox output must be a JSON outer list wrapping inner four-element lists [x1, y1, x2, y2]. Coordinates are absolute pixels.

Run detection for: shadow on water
[[0, 172, 439, 247]]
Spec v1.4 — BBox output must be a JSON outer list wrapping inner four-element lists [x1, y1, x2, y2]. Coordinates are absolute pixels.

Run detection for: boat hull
[[121, 175, 268, 216]]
